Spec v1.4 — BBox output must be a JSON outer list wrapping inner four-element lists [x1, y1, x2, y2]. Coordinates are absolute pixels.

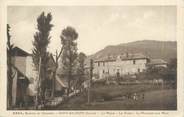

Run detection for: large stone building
[[93, 53, 149, 79]]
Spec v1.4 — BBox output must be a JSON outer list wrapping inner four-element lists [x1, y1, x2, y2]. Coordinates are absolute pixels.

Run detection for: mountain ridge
[[88, 40, 177, 62]]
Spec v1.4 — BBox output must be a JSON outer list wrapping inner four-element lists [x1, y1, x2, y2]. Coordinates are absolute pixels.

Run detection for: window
[[98, 62, 100, 66], [133, 60, 136, 64], [103, 62, 105, 66]]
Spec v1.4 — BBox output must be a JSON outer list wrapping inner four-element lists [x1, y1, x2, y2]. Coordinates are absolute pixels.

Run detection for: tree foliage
[[76, 52, 87, 87], [60, 26, 78, 74], [168, 58, 177, 70], [32, 12, 53, 105], [164, 58, 177, 81], [77, 52, 87, 74], [32, 12, 53, 70], [60, 26, 78, 96]]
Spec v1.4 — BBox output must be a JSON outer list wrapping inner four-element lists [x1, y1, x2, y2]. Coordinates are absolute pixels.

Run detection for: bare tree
[[51, 47, 63, 98]]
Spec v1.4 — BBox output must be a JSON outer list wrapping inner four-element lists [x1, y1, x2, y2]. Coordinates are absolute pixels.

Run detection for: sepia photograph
[[6, 5, 177, 111]]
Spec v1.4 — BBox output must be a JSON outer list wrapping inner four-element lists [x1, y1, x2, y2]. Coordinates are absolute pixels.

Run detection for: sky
[[7, 6, 176, 55]]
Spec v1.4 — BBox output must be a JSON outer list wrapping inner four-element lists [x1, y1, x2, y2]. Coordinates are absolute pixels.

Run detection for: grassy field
[[85, 89, 176, 110], [50, 84, 176, 110], [90, 83, 174, 101]]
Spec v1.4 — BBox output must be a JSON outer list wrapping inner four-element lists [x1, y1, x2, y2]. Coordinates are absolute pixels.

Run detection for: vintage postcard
[[0, 0, 184, 117]]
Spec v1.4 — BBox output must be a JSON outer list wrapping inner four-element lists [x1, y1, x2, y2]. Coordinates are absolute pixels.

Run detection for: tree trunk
[[35, 57, 41, 109], [67, 40, 72, 97], [51, 71, 56, 98], [41, 55, 48, 107], [7, 51, 13, 109], [7, 76, 13, 109], [67, 73, 71, 97]]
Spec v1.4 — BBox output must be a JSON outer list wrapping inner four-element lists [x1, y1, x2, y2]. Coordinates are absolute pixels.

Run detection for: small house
[[147, 59, 167, 68], [11, 46, 37, 107]]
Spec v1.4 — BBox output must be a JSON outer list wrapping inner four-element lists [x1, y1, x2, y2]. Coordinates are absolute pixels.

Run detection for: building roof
[[11, 46, 32, 56], [94, 53, 149, 62], [147, 59, 167, 65], [94, 56, 116, 62], [121, 53, 148, 60], [11, 64, 30, 83]]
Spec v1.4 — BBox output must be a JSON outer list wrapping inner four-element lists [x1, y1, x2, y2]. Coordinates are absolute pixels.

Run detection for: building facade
[[93, 53, 149, 79], [11, 47, 38, 81], [11, 47, 38, 106]]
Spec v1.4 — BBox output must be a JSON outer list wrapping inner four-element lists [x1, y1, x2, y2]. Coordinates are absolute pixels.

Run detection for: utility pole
[[87, 59, 93, 104]]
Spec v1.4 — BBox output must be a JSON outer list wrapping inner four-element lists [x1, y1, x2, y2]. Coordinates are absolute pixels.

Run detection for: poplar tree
[[32, 12, 53, 106]]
